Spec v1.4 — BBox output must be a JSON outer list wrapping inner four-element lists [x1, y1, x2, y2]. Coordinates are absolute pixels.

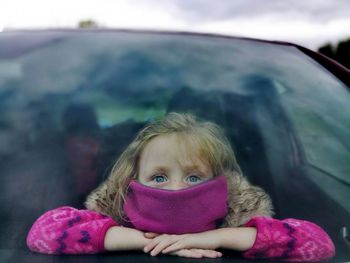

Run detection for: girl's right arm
[[26, 206, 149, 254]]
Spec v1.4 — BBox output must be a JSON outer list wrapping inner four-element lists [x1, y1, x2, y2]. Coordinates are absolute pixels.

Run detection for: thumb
[[144, 232, 160, 238]]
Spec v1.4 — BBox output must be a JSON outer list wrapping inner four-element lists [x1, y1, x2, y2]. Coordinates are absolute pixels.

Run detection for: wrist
[[217, 227, 257, 251], [104, 226, 149, 251]]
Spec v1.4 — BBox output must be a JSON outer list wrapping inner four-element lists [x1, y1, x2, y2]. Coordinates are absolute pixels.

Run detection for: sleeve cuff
[[97, 219, 118, 252], [242, 216, 269, 254], [242, 216, 336, 262]]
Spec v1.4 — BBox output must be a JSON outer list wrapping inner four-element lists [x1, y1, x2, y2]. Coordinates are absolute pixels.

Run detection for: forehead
[[140, 133, 209, 168]]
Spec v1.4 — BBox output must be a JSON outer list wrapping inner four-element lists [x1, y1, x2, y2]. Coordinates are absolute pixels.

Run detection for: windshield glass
[[0, 31, 349, 261]]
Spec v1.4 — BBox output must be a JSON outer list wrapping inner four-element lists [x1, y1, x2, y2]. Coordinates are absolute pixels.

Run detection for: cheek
[[137, 174, 147, 184], [136, 168, 145, 183]]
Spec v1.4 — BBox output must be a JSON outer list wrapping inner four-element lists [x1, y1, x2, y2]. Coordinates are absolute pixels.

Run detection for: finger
[[150, 238, 177, 256], [143, 234, 169, 253], [144, 232, 160, 239], [171, 249, 203, 258], [161, 233, 193, 254], [144, 235, 166, 253], [162, 242, 185, 254], [191, 249, 222, 258]]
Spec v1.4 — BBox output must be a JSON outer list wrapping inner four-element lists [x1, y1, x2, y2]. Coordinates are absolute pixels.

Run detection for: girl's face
[[138, 134, 214, 190]]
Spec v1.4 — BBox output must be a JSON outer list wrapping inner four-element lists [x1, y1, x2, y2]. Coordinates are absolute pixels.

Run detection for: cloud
[[153, 0, 350, 23], [191, 14, 350, 48], [1, 0, 349, 49], [0, 0, 184, 29]]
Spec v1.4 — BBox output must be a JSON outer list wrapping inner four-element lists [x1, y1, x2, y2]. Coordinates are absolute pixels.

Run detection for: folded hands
[[143, 230, 224, 258]]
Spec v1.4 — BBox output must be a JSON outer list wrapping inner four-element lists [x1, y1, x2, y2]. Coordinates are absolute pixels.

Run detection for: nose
[[167, 180, 187, 190]]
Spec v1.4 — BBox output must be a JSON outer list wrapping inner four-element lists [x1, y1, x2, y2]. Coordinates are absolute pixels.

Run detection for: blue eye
[[186, 175, 201, 183], [152, 175, 167, 183]]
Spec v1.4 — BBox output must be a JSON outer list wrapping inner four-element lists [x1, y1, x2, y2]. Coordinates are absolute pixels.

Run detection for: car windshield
[[0, 31, 349, 262]]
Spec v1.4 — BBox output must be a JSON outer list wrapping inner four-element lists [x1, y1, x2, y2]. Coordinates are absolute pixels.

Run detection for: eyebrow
[[183, 164, 202, 171], [150, 166, 169, 174], [150, 165, 208, 173], [183, 164, 212, 176]]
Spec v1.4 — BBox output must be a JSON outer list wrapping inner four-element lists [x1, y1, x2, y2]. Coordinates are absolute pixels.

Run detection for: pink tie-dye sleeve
[[26, 206, 118, 254], [242, 217, 335, 262]]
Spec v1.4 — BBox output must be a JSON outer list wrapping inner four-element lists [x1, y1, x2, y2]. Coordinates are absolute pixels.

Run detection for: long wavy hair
[[85, 112, 273, 227]]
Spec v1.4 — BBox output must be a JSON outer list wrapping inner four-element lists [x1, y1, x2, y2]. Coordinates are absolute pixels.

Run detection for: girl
[[27, 113, 335, 261]]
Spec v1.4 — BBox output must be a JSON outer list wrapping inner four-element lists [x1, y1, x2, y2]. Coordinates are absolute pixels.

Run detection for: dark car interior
[[0, 31, 349, 262]]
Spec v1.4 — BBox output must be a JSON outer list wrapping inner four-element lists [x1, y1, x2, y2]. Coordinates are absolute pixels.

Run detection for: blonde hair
[[85, 112, 273, 227]]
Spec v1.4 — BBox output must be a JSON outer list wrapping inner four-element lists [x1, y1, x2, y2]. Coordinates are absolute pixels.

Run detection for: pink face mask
[[123, 176, 228, 234]]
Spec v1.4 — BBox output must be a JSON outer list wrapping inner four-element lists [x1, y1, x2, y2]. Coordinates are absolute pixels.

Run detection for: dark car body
[[0, 29, 349, 262]]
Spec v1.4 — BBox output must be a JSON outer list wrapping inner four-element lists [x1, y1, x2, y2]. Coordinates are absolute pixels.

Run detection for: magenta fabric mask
[[122, 176, 228, 234]]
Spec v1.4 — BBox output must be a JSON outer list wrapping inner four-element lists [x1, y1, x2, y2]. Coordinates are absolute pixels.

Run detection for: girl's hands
[[143, 230, 223, 258]]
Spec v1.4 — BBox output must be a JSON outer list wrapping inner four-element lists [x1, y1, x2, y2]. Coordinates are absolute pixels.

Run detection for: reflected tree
[[318, 38, 350, 69], [78, 19, 99, 28]]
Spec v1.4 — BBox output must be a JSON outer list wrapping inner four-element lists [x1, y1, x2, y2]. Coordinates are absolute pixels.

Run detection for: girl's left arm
[[241, 216, 335, 262]]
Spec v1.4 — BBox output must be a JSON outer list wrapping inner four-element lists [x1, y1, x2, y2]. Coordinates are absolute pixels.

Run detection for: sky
[[1, 0, 350, 50]]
